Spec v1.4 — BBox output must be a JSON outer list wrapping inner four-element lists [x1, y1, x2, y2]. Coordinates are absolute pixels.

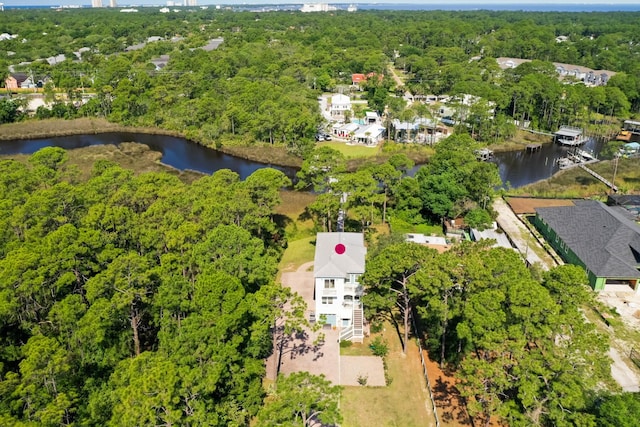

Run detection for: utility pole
[[611, 153, 619, 195]]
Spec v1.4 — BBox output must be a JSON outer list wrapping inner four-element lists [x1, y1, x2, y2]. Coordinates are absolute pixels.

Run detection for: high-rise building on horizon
[[110, 0, 117, 7], [91, 0, 103, 7]]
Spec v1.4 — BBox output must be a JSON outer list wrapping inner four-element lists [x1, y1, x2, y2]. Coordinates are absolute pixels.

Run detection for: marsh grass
[[513, 157, 639, 198], [0, 142, 203, 183], [220, 145, 303, 168], [0, 118, 181, 140]]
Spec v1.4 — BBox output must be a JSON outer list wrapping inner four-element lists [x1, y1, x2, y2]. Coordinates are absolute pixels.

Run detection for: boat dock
[[623, 119, 640, 135], [579, 164, 618, 192], [475, 148, 494, 161], [557, 149, 598, 170]]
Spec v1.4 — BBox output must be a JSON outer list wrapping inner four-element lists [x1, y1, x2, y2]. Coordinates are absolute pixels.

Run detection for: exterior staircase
[[352, 307, 364, 343], [339, 306, 365, 343]]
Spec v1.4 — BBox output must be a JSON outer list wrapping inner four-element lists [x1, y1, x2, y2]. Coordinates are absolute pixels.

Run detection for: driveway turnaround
[[269, 260, 385, 387]]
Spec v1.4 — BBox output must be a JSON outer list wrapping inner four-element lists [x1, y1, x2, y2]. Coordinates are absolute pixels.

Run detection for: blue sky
[[3, 0, 639, 6]]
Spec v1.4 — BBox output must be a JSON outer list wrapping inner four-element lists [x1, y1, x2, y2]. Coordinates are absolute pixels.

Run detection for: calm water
[[0, 132, 609, 188], [492, 137, 605, 188], [0, 133, 298, 181]]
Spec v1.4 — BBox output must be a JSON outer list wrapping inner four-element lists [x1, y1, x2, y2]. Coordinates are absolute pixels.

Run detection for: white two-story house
[[313, 232, 366, 342], [329, 94, 352, 121]]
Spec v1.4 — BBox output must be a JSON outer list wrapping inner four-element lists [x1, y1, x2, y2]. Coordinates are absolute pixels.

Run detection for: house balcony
[[343, 284, 363, 296], [322, 288, 337, 297], [342, 300, 362, 309]]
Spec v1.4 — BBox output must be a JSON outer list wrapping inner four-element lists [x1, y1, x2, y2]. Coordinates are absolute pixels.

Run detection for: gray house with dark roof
[[313, 232, 366, 341], [533, 200, 640, 292]]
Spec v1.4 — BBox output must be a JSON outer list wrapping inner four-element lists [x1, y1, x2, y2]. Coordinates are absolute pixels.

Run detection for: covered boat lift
[[555, 126, 587, 146]]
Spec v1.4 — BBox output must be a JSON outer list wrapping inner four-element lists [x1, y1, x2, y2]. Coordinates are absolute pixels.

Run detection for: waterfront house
[[353, 124, 385, 145], [333, 122, 359, 138], [533, 200, 640, 293], [313, 232, 366, 342]]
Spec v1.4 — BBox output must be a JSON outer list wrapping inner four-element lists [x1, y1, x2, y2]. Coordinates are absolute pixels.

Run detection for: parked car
[[315, 133, 325, 141], [323, 133, 332, 141]]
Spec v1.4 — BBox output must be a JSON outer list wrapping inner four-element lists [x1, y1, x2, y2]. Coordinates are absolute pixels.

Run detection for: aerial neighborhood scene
[[2, 1, 640, 426]]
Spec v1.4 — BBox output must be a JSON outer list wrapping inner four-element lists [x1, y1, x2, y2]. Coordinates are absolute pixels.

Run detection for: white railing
[[322, 288, 337, 296], [343, 284, 363, 295], [340, 326, 354, 341]]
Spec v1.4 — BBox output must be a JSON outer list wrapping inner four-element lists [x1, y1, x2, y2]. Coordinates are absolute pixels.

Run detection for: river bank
[[0, 118, 304, 168], [4, 118, 633, 197], [0, 118, 545, 170]]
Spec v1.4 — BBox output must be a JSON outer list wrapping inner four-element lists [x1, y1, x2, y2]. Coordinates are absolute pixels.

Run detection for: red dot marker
[[335, 243, 346, 254]]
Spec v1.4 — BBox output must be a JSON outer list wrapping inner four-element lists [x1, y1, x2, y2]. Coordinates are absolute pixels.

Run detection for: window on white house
[[324, 279, 335, 288], [322, 297, 335, 305]]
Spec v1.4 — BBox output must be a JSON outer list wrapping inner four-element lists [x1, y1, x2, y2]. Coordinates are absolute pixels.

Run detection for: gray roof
[[314, 232, 366, 278], [536, 200, 640, 278], [471, 228, 514, 250], [555, 127, 582, 137]]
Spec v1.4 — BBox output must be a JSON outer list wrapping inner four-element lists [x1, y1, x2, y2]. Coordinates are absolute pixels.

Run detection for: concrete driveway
[[268, 261, 385, 387], [267, 261, 341, 385]]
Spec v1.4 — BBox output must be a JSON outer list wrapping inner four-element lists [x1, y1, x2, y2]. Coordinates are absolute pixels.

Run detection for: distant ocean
[[353, 3, 640, 12], [4, 3, 640, 12]]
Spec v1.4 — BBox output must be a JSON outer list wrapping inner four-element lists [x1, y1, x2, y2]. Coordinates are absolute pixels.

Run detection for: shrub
[[339, 340, 353, 349], [357, 374, 368, 386], [370, 321, 384, 334], [369, 336, 389, 357]]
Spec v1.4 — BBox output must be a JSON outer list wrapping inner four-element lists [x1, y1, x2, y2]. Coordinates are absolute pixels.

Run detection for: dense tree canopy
[[0, 148, 293, 426], [363, 238, 613, 426]]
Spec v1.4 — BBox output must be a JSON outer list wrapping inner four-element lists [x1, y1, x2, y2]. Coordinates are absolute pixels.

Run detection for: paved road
[[609, 346, 640, 392], [387, 63, 405, 88], [493, 198, 557, 270]]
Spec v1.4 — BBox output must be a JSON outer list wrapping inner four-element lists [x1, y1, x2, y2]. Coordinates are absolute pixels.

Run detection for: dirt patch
[[424, 353, 472, 427], [505, 196, 577, 215]]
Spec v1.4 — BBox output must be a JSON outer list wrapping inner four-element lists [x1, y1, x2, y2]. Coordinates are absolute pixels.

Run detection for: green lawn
[[389, 217, 443, 236], [278, 236, 316, 273], [341, 325, 437, 427], [319, 141, 382, 158]]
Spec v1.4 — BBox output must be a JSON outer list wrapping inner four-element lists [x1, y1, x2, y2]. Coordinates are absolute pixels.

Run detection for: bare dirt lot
[[505, 196, 576, 215]]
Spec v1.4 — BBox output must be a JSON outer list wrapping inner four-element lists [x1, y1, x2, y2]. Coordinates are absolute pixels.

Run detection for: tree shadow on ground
[[432, 376, 473, 425], [280, 330, 325, 363]]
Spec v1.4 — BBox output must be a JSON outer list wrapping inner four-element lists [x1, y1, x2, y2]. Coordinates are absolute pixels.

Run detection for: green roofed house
[[533, 200, 640, 292]]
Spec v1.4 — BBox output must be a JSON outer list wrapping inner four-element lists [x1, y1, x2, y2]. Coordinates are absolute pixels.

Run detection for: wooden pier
[[579, 164, 618, 192], [526, 143, 542, 152]]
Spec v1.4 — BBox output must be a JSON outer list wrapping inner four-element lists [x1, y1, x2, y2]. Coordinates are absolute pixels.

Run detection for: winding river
[[0, 132, 606, 188], [0, 132, 298, 181]]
